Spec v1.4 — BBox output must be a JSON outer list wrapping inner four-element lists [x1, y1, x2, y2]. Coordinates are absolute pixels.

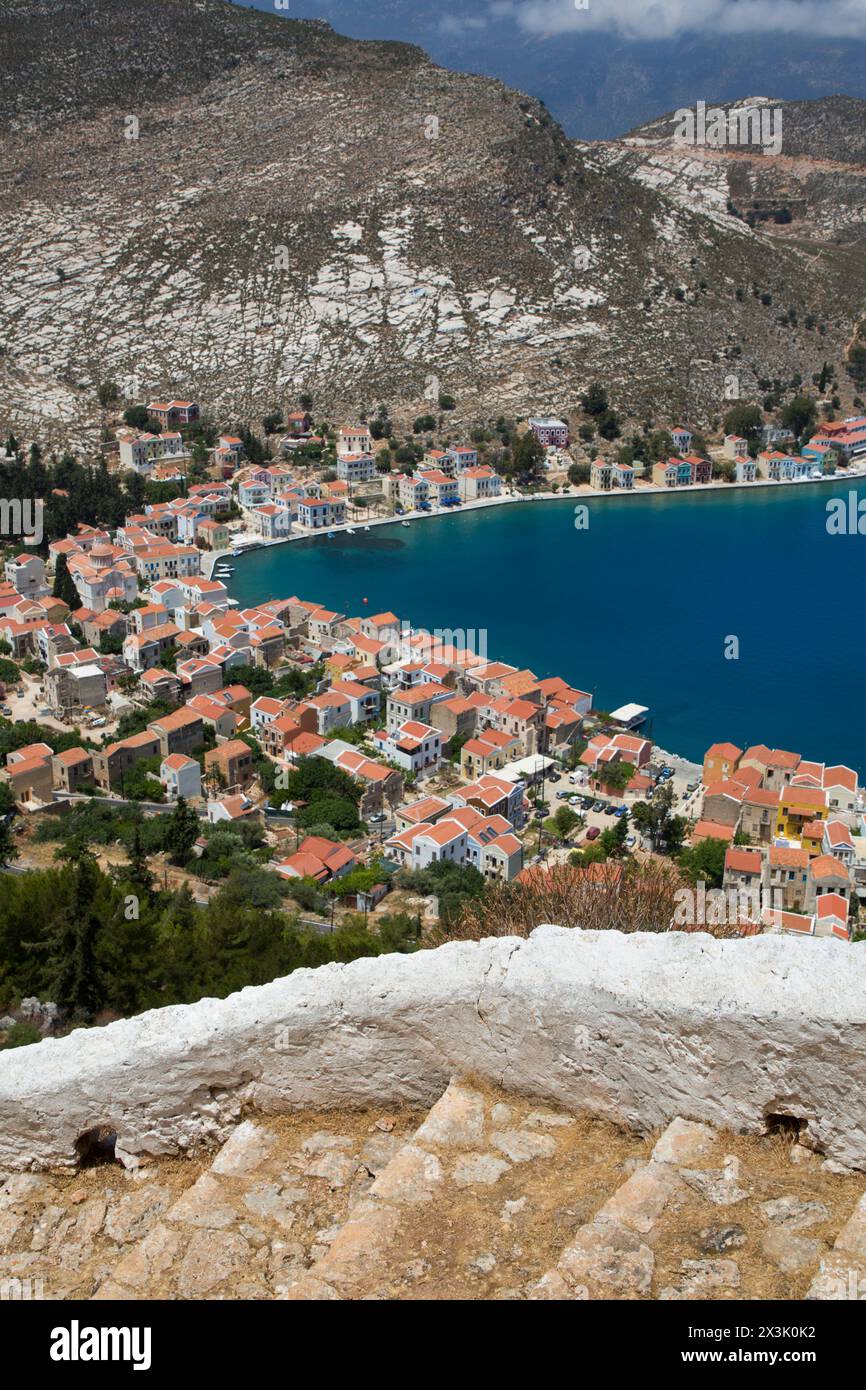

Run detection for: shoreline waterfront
[[204, 462, 866, 578], [222, 468, 866, 773]]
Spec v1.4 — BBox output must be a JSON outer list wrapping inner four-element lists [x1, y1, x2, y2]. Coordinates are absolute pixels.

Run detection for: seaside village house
[[527, 417, 568, 449], [160, 753, 202, 802], [698, 740, 862, 939]]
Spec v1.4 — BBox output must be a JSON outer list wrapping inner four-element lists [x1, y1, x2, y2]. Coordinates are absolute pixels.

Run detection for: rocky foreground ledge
[[1, 927, 865, 1172]]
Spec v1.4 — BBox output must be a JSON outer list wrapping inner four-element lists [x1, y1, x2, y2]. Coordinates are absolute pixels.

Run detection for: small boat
[[346, 527, 356, 535], [327, 531, 336, 539], [401, 520, 411, 528], [363, 525, 371, 532]]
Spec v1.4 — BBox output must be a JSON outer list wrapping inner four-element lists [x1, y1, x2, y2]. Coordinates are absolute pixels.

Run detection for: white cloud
[[439, 14, 491, 34], [483, 0, 866, 42]]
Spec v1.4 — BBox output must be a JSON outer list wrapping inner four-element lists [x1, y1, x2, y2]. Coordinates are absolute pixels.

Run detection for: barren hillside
[[0, 2, 862, 448]]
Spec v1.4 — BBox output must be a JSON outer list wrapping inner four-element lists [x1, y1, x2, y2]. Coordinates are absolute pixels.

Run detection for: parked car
[[556, 790, 571, 800], [0, 706, 11, 716], [368, 811, 387, 823], [604, 803, 617, 815], [646, 788, 654, 799], [547, 770, 561, 783], [625, 834, 636, 848], [585, 826, 601, 841], [569, 795, 582, 806], [592, 800, 605, 812], [614, 806, 627, 818]]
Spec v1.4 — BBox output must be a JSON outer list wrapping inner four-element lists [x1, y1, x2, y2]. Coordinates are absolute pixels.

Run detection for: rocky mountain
[[246, 0, 866, 144], [0, 0, 863, 449], [609, 96, 866, 250]]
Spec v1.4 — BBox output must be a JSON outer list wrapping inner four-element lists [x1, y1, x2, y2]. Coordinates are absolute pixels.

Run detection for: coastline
[[203, 462, 866, 579]]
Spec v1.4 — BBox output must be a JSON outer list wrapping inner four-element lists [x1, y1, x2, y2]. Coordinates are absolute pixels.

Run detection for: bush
[[0, 1020, 43, 1050]]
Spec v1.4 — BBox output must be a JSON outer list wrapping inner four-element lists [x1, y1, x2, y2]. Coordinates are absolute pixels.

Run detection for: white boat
[[401, 520, 411, 528], [327, 531, 336, 539], [346, 527, 356, 535], [363, 525, 371, 532]]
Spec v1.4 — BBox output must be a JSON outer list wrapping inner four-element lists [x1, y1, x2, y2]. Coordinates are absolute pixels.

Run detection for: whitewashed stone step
[[285, 1078, 640, 1301], [91, 1109, 421, 1300]]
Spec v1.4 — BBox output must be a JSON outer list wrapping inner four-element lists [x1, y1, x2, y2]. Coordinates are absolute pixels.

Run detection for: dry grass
[[430, 858, 687, 945], [648, 1126, 866, 1300], [352, 1080, 651, 1301]]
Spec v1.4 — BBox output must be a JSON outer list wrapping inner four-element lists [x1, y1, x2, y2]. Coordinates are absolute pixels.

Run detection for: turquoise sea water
[[227, 481, 866, 773]]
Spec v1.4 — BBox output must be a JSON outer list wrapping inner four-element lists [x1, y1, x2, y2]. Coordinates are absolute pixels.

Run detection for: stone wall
[[2, 927, 866, 1171]]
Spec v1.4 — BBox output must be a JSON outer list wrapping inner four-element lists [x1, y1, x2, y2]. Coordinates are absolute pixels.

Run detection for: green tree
[[512, 429, 547, 483], [43, 850, 106, 1020], [722, 403, 762, 446], [600, 812, 629, 858], [53, 552, 80, 610], [678, 836, 727, 888], [124, 822, 155, 901], [164, 797, 200, 866], [631, 784, 686, 855], [596, 761, 634, 793], [0, 815, 17, 866], [580, 383, 608, 416], [553, 805, 579, 837], [780, 395, 818, 441]]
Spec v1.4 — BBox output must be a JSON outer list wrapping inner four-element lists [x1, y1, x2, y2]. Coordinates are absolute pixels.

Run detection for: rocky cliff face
[[0, 2, 861, 448]]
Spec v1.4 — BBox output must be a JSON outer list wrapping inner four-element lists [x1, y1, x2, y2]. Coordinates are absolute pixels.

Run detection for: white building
[[118, 432, 186, 474], [373, 720, 442, 776], [161, 753, 202, 801], [336, 453, 376, 485], [297, 498, 346, 530], [457, 468, 501, 501], [4, 553, 46, 597]]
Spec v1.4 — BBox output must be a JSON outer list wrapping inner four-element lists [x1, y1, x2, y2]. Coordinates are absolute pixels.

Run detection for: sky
[[242, 1, 866, 138], [474, 0, 866, 41]]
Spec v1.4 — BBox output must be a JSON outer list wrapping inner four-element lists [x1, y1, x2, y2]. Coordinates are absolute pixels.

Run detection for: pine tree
[[53, 552, 81, 611], [46, 850, 105, 1020], [164, 797, 200, 866], [125, 823, 155, 901]]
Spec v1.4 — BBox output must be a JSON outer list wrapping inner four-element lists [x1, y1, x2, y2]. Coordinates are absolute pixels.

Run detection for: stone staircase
[[2, 1079, 865, 1301]]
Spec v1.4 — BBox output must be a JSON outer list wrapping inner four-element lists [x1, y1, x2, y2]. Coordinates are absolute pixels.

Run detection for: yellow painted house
[[776, 785, 828, 841], [800, 819, 826, 857]]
